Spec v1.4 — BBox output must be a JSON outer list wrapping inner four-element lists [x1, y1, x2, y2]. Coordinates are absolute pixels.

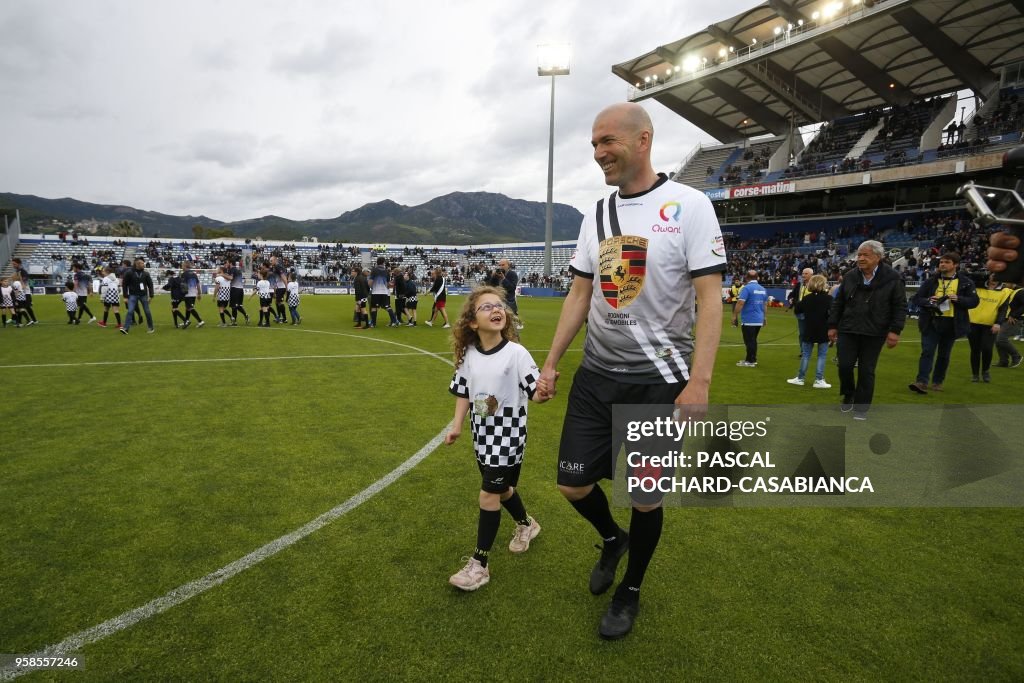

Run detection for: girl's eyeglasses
[[476, 302, 506, 313]]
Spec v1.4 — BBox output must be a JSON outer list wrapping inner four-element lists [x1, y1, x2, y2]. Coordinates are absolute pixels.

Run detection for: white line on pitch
[[0, 352, 437, 370]]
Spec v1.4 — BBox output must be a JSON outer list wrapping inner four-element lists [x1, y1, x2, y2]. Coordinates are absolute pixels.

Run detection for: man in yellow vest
[[909, 252, 979, 393], [967, 273, 1015, 381]]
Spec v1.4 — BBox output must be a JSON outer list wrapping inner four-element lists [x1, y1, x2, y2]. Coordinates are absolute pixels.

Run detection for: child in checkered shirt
[[62, 282, 79, 324], [444, 286, 550, 591]]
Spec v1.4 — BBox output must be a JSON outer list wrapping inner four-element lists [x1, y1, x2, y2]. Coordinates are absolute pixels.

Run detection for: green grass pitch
[[1, 293, 1022, 681]]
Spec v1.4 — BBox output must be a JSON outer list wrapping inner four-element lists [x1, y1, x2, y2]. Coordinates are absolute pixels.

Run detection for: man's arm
[[539, 275, 592, 397], [677, 273, 723, 418], [732, 298, 745, 325]]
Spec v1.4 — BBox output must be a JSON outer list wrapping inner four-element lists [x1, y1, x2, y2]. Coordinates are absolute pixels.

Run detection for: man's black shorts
[[230, 288, 244, 307], [478, 461, 522, 494], [370, 294, 391, 309], [557, 365, 683, 490]]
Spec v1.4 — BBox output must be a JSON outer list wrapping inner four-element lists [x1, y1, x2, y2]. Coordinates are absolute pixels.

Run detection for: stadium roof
[[613, 0, 1024, 142]]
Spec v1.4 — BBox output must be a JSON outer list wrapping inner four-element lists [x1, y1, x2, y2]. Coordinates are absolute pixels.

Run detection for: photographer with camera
[[909, 252, 978, 394]]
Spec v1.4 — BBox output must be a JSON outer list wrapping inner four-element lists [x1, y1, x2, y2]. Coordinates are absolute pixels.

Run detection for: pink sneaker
[[448, 557, 490, 591], [508, 517, 541, 553]]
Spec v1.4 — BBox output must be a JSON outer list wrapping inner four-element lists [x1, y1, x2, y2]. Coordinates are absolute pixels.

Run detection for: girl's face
[[470, 294, 506, 333]]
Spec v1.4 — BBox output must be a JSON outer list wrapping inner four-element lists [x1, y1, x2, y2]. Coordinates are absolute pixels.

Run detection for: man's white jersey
[[256, 279, 272, 298], [569, 175, 727, 383]]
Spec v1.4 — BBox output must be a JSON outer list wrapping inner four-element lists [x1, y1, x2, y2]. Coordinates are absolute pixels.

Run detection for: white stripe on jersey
[[627, 322, 687, 383]]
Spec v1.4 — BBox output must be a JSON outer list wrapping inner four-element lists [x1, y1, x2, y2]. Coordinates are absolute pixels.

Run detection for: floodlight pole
[[538, 45, 569, 279], [544, 74, 556, 278]]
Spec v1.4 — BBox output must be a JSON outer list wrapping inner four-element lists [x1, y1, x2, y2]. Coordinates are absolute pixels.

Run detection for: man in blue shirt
[[732, 270, 768, 367]]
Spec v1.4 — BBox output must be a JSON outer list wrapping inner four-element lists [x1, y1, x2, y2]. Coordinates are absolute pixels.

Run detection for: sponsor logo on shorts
[[559, 461, 585, 473]]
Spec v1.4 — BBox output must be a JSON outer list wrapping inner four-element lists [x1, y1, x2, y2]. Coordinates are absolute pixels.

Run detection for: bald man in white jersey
[[538, 103, 726, 640]]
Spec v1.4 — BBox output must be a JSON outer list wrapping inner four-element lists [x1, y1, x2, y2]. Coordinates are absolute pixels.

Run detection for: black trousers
[[967, 323, 996, 376], [836, 333, 885, 411], [741, 325, 761, 363]]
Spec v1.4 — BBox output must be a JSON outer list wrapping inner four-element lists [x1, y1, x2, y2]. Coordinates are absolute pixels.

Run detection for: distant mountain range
[[0, 191, 584, 245]]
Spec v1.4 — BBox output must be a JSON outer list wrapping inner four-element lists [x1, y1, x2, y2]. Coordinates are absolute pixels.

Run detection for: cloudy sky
[[0, 0, 753, 222]]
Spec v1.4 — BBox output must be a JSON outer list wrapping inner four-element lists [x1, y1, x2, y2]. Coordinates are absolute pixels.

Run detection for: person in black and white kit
[[368, 257, 399, 328], [445, 286, 548, 591], [393, 266, 407, 324], [0, 279, 15, 327], [425, 267, 450, 328], [62, 281, 78, 324], [98, 265, 122, 329], [536, 103, 726, 640], [162, 269, 188, 328], [214, 267, 232, 327], [404, 270, 418, 326], [251, 268, 273, 327], [10, 258, 37, 326], [269, 256, 287, 324], [71, 263, 96, 324], [352, 267, 370, 329], [10, 277, 31, 326], [286, 270, 301, 324], [181, 261, 204, 328], [226, 258, 250, 326]]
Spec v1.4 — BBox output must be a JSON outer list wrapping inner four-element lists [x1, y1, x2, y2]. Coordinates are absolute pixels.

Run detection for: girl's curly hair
[[451, 285, 520, 368]]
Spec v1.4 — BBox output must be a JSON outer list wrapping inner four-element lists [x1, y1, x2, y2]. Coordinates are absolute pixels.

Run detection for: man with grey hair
[[828, 240, 906, 419]]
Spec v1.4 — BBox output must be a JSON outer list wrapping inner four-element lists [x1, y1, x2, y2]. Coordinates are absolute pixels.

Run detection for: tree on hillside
[[111, 220, 142, 237]]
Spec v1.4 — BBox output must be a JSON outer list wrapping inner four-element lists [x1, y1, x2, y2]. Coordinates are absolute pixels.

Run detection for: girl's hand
[[444, 428, 461, 445]]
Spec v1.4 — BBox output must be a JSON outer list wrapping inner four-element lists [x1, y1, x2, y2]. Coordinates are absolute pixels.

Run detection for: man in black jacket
[[828, 240, 906, 419], [121, 258, 155, 335], [908, 252, 979, 393]]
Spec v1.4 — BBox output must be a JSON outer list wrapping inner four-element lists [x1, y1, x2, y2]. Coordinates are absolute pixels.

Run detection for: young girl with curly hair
[[445, 286, 548, 591]]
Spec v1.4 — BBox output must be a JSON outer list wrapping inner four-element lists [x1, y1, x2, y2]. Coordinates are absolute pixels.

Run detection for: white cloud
[[0, 0, 754, 222]]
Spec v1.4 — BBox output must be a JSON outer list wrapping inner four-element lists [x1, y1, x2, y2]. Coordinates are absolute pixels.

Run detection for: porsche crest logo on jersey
[[598, 235, 647, 309]]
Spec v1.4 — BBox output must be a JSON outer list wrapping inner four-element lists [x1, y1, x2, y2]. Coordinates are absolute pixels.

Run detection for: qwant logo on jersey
[[598, 235, 647, 309], [659, 202, 681, 222]]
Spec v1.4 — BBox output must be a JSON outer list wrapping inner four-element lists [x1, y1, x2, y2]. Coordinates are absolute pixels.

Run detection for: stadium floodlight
[[683, 55, 700, 72], [537, 43, 570, 277], [774, 26, 782, 35], [812, 10, 820, 19], [798, 19, 804, 26], [719, 48, 727, 58]]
